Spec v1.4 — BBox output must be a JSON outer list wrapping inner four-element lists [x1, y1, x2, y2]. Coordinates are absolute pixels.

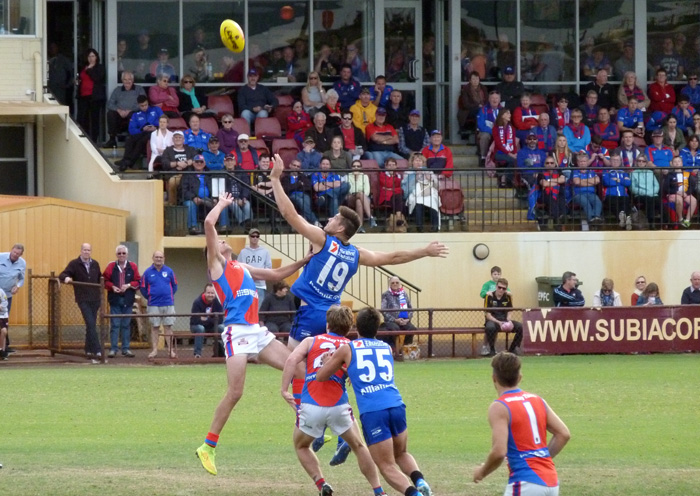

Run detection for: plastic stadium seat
[[168, 117, 188, 131], [530, 94, 549, 115], [275, 93, 294, 133], [272, 139, 300, 167], [254, 117, 283, 140], [439, 188, 465, 216], [360, 159, 380, 171], [248, 138, 269, 155], [199, 116, 219, 135], [396, 158, 409, 169], [207, 95, 234, 121], [232, 117, 250, 136]]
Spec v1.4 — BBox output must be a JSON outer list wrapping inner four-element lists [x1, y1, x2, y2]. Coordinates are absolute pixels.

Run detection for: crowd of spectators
[[466, 62, 700, 231]]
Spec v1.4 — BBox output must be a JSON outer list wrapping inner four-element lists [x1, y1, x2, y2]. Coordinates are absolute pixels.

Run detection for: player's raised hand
[[270, 154, 285, 180], [426, 241, 449, 258], [218, 192, 234, 207]]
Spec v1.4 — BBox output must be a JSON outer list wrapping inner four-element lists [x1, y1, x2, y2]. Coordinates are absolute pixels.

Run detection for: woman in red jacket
[[378, 157, 405, 215], [648, 68, 676, 114], [286, 100, 312, 147]]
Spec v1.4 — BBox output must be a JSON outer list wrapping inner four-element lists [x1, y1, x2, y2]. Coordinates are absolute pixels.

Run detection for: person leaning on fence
[[190, 283, 224, 358], [379, 276, 416, 355], [140, 250, 178, 359], [484, 278, 523, 356], [553, 271, 585, 307], [59, 243, 103, 361], [103, 244, 141, 358], [259, 280, 296, 334]]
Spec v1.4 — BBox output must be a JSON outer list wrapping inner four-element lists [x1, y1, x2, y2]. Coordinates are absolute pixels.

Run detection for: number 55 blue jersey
[[291, 235, 359, 308], [346, 338, 404, 414]]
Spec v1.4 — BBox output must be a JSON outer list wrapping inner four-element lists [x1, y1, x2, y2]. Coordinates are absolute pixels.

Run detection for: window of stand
[[312, 1, 375, 82], [0, 0, 35, 35], [646, 1, 699, 83]]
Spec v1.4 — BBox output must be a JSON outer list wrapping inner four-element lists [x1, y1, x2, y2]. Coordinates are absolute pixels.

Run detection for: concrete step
[[464, 209, 531, 223], [465, 197, 524, 210]]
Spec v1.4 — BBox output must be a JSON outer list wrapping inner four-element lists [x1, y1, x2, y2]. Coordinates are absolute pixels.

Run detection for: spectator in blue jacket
[[553, 271, 585, 307], [516, 131, 546, 188], [477, 90, 502, 165], [116, 95, 163, 171], [572, 152, 603, 225], [602, 153, 632, 229], [140, 250, 178, 359], [296, 135, 322, 173], [680, 72, 700, 107], [190, 283, 223, 358], [671, 94, 695, 134], [332, 63, 362, 110], [183, 114, 211, 153], [202, 136, 224, 171]]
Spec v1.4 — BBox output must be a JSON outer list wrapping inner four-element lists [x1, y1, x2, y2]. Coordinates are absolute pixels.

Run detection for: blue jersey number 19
[[316, 256, 350, 292], [355, 348, 393, 382]]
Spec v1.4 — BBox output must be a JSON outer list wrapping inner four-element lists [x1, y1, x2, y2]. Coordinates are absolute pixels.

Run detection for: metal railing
[[157, 169, 421, 307]]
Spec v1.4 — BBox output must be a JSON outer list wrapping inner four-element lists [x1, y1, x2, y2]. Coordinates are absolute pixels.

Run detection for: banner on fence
[[522, 306, 700, 354]]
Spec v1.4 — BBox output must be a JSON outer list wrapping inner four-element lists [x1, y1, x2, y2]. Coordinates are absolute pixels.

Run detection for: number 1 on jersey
[[522, 401, 542, 445]]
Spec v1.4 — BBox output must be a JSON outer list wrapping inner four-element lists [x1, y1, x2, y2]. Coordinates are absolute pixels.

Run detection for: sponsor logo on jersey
[[353, 341, 364, 348], [329, 240, 339, 254], [237, 337, 249, 345]]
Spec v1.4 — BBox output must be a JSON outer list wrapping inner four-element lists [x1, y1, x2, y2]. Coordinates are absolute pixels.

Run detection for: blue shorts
[[359, 405, 407, 446], [289, 305, 329, 342]]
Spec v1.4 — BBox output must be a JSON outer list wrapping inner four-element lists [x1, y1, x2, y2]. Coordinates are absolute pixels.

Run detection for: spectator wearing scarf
[[379, 276, 417, 353], [592, 278, 622, 307]]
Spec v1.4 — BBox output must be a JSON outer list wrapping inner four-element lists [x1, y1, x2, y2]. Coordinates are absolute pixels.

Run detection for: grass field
[[3, 354, 700, 495]]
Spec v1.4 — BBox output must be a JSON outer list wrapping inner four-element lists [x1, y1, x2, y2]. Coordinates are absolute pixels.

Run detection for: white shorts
[[147, 305, 176, 327], [504, 481, 559, 496], [221, 323, 275, 359], [297, 403, 355, 438]]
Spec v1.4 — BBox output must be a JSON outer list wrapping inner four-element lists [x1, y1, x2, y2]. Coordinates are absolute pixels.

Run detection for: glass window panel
[[460, 0, 516, 82], [647, 1, 698, 82], [247, 1, 310, 84], [313, 1, 374, 83], [384, 8, 415, 83], [0, 0, 35, 35], [579, 0, 633, 82], [117, 1, 180, 83], [520, 0, 575, 91], [182, 2, 245, 84], [0, 126, 25, 157]]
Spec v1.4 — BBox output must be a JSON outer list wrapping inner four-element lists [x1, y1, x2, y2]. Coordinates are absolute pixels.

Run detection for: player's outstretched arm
[[316, 344, 351, 382], [243, 248, 313, 282], [545, 401, 571, 458], [280, 338, 312, 410], [205, 193, 234, 280], [473, 401, 509, 483], [269, 153, 326, 247], [357, 240, 449, 267]]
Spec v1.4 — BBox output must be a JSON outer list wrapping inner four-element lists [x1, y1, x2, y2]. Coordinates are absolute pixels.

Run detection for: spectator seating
[[396, 158, 408, 170], [530, 94, 550, 115], [634, 136, 647, 149], [275, 93, 294, 133], [207, 95, 234, 121], [199, 116, 219, 135], [248, 138, 269, 155], [255, 117, 283, 141], [232, 117, 251, 136], [271, 138, 300, 167], [168, 117, 188, 131]]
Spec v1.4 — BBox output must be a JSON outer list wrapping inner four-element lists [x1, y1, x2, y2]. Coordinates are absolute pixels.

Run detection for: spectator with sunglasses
[[484, 278, 523, 356], [592, 278, 622, 307], [238, 228, 272, 304], [681, 72, 700, 107], [177, 76, 214, 121], [216, 114, 239, 155]]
